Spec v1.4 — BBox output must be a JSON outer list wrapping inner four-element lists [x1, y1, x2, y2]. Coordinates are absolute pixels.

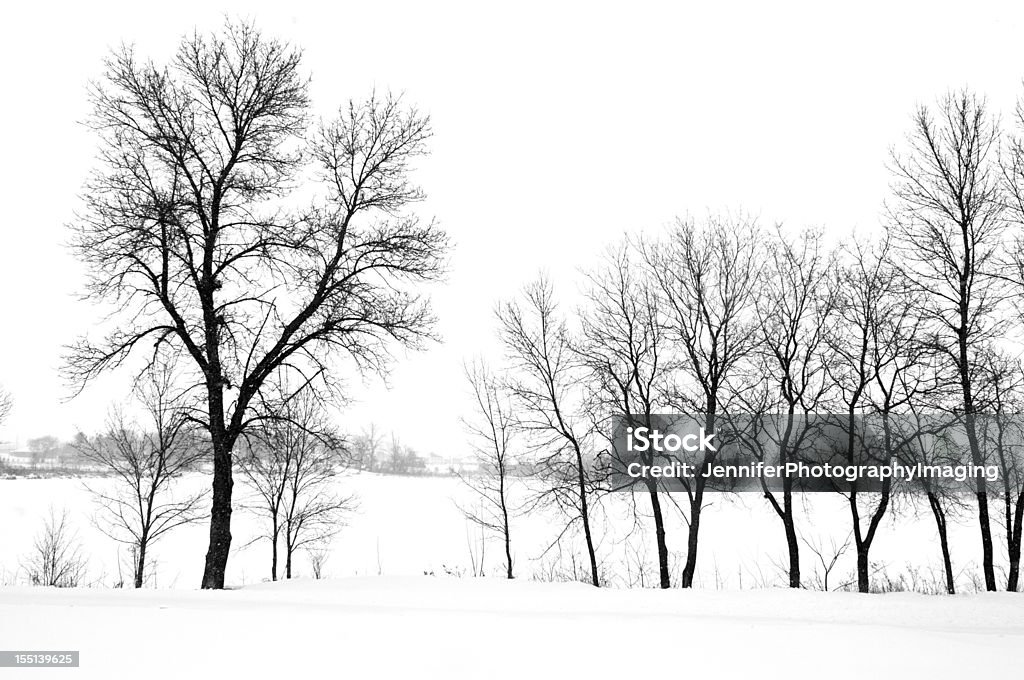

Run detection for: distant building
[[423, 453, 481, 476], [0, 450, 60, 468]]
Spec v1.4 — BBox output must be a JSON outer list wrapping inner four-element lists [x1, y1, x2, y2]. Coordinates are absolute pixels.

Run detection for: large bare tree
[[66, 21, 447, 588], [888, 90, 1006, 591], [996, 86, 1024, 592], [642, 214, 762, 588]]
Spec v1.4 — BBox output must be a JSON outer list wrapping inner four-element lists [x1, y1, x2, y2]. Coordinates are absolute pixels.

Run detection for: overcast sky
[[1, 0, 1023, 454]]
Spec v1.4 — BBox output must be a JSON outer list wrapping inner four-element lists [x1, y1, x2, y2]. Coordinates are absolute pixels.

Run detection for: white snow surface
[[0, 473, 999, 589], [2, 473, 1023, 678], [0, 576, 1022, 679]]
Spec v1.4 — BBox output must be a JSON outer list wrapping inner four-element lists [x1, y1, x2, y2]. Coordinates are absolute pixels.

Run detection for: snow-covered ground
[[0, 577, 1021, 679], [0, 472, 998, 589], [1, 472, 1021, 678]]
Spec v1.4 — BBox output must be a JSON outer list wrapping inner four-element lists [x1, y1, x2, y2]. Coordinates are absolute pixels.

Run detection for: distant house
[[423, 453, 481, 476], [423, 454, 449, 475], [0, 450, 59, 468], [0, 441, 71, 469]]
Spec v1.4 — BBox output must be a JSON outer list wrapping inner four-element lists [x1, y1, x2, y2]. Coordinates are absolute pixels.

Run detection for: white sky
[[1, 0, 1023, 453]]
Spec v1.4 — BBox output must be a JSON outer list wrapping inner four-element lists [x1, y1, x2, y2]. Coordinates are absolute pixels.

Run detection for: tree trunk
[[201, 420, 234, 589], [501, 502, 513, 580], [680, 499, 703, 588], [965, 413, 997, 591], [975, 489, 997, 590], [134, 537, 148, 589], [927, 491, 955, 594], [762, 412, 800, 588], [851, 413, 893, 594], [780, 413, 800, 588], [271, 521, 279, 582], [646, 480, 671, 589], [957, 256, 996, 591], [500, 471, 513, 579], [856, 547, 869, 593], [783, 492, 800, 588], [1007, 494, 1024, 592], [503, 529, 513, 580], [681, 409, 717, 589], [576, 447, 599, 587], [851, 488, 869, 593]]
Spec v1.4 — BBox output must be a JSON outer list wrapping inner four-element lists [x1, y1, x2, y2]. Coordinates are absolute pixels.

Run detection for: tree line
[[463, 90, 1024, 593]]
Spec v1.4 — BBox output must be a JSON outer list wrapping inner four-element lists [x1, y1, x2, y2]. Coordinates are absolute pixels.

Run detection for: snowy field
[[0, 472, 1001, 589], [0, 473, 1022, 678], [0, 578, 1022, 678]]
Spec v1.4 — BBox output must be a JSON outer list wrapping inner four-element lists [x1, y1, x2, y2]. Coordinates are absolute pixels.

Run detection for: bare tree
[[996, 91, 1024, 592], [76, 360, 206, 588], [888, 90, 1006, 591], [351, 423, 384, 472], [307, 547, 328, 579], [459, 359, 518, 579], [497, 276, 602, 587], [827, 236, 930, 592], [282, 452, 354, 579], [381, 434, 424, 475], [66, 21, 448, 588], [0, 385, 12, 428], [236, 436, 289, 581], [27, 436, 60, 468], [242, 390, 366, 581], [240, 382, 355, 579], [579, 243, 673, 588], [801, 531, 852, 592], [22, 507, 88, 588], [894, 406, 968, 594], [642, 213, 762, 588], [974, 352, 1024, 591], [744, 227, 838, 588]]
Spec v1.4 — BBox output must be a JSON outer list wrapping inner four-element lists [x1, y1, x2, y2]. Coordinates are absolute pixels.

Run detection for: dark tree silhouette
[[498, 276, 602, 587], [888, 90, 1006, 591], [996, 89, 1024, 592], [642, 214, 762, 588], [66, 21, 447, 588], [974, 352, 1024, 592], [580, 244, 672, 588], [827, 235, 929, 592], [747, 227, 838, 588]]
